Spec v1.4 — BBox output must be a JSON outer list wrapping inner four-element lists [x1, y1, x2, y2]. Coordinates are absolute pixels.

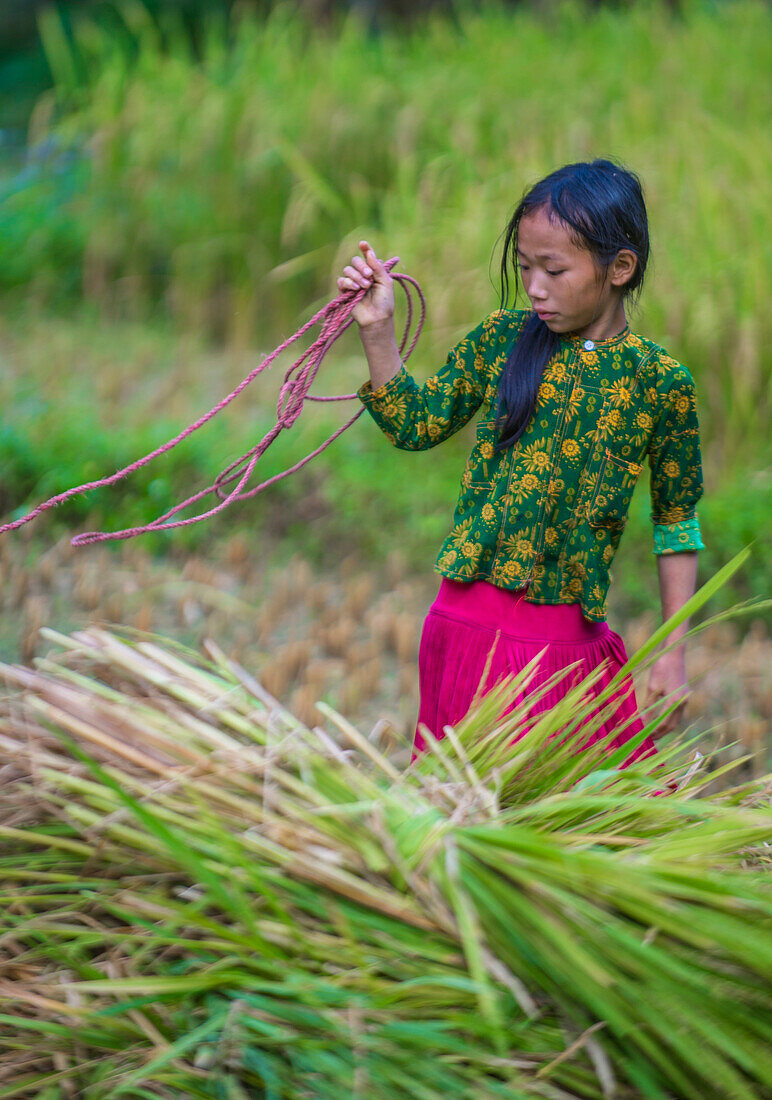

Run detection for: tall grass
[[5, 0, 770, 467]]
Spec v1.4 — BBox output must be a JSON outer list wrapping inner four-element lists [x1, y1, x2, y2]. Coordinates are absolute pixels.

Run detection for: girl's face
[[515, 205, 633, 336]]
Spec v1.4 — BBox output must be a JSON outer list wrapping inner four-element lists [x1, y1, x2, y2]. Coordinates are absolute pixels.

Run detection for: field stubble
[[0, 525, 769, 787]]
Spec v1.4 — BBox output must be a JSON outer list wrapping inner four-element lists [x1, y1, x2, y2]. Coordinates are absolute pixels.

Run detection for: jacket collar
[[560, 323, 631, 350]]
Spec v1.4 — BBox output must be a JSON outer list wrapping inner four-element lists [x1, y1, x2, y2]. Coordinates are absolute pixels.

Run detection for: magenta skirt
[[412, 578, 658, 768]]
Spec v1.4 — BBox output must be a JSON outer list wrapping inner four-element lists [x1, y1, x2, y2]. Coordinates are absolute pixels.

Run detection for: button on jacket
[[357, 308, 705, 623]]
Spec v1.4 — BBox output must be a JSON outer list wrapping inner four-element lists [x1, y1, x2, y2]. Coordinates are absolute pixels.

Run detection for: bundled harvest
[[0, 617, 771, 1099]]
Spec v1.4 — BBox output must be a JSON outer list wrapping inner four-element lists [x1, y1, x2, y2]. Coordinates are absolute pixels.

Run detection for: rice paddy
[[1, 0, 769, 633]]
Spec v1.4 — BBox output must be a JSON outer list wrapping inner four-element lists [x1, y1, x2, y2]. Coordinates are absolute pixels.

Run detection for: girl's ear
[[610, 248, 638, 288]]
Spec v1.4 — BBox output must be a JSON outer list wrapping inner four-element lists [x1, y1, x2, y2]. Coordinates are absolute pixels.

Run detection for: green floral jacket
[[358, 309, 705, 622]]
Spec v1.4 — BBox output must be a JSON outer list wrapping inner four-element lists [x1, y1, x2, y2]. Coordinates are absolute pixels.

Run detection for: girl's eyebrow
[[515, 246, 566, 261]]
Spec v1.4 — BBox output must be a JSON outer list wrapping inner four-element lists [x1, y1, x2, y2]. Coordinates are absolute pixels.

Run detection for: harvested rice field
[[1, 529, 768, 785]]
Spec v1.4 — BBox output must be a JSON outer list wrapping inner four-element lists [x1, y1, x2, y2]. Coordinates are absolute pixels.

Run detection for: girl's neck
[[569, 300, 629, 343]]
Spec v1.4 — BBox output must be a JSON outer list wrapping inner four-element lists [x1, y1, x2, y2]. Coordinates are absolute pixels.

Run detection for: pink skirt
[[412, 577, 658, 768]]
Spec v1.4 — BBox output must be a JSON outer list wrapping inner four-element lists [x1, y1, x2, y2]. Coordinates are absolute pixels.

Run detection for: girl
[[338, 159, 704, 767]]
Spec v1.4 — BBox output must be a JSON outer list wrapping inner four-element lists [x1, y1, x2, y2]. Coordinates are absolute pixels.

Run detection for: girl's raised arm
[[339, 241, 400, 392], [340, 241, 499, 450]]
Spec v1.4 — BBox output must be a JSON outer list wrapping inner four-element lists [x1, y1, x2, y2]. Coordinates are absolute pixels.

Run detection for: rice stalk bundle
[[0, 558, 771, 1099]]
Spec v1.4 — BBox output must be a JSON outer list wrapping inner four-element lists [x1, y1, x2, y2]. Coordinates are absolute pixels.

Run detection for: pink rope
[[0, 257, 425, 546]]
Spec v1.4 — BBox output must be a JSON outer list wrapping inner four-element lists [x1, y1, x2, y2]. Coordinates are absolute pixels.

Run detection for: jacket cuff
[[652, 515, 705, 555], [357, 364, 410, 406]]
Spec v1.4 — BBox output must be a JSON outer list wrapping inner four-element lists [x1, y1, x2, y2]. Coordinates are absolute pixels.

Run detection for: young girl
[[338, 159, 704, 767]]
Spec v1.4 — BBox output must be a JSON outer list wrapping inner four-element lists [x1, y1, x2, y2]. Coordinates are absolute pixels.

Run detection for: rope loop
[[0, 258, 425, 546]]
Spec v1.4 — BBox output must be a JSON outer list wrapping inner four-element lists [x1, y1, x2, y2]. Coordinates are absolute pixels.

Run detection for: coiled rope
[[0, 257, 424, 546]]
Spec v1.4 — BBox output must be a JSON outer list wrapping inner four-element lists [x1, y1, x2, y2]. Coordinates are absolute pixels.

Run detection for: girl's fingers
[[343, 263, 371, 287], [338, 239, 391, 295], [352, 256, 372, 277], [360, 240, 386, 275]]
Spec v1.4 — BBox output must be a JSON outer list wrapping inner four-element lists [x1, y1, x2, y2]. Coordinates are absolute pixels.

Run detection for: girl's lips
[[536, 310, 557, 319]]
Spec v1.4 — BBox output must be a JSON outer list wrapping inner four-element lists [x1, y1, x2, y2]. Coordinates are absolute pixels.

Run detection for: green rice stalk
[[0, 569, 770, 1097]]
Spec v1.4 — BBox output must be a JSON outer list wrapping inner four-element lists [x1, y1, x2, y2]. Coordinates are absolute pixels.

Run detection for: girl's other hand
[[337, 241, 394, 329], [644, 652, 690, 740]]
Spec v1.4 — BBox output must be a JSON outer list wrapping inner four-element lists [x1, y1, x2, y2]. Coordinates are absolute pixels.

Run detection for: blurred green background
[[0, 0, 769, 664]]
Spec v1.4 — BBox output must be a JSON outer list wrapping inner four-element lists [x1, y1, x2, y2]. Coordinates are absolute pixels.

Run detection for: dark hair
[[494, 159, 650, 450]]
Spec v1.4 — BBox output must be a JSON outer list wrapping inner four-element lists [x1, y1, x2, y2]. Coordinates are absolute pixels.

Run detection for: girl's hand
[[337, 240, 394, 329], [643, 652, 690, 740]]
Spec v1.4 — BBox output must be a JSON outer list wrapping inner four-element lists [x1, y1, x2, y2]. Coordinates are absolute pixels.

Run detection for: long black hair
[[495, 159, 650, 450]]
